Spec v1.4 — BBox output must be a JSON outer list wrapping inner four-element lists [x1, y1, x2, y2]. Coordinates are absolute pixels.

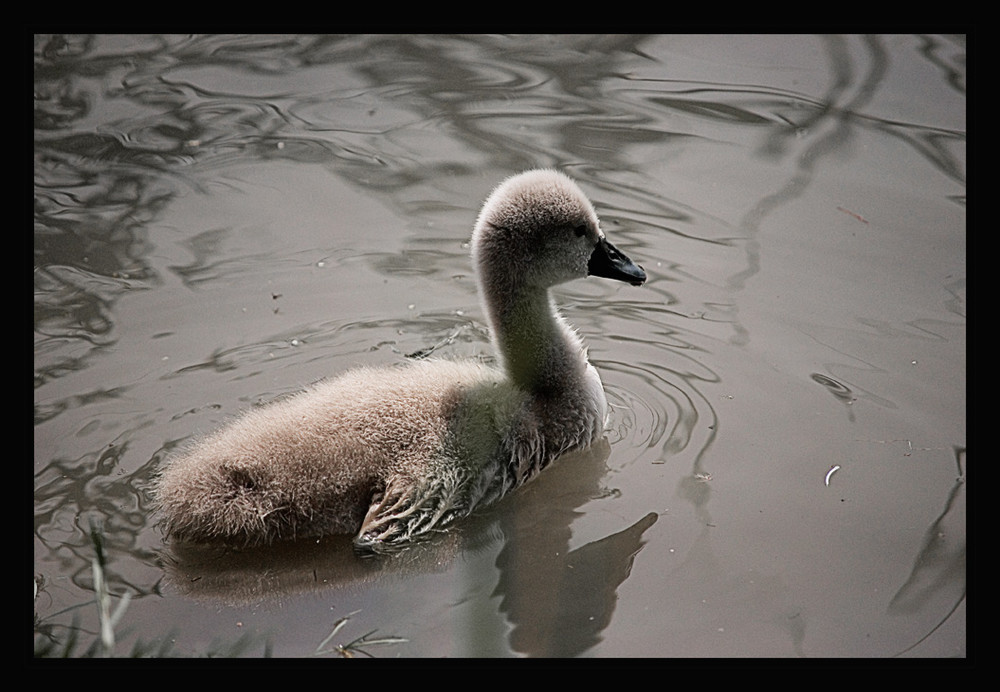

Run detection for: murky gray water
[[34, 34, 965, 658]]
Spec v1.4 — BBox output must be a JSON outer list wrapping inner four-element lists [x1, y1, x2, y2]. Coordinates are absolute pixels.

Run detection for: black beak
[[588, 237, 646, 286]]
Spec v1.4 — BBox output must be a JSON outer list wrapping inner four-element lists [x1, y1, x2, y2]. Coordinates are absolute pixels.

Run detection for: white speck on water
[[825, 465, 841, 486]]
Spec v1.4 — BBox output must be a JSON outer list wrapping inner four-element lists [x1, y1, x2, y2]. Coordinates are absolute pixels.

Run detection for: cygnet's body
[[153, 169, 646, 552]]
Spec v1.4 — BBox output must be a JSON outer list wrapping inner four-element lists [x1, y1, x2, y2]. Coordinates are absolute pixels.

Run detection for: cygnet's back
[[153, 169, 646, 552]]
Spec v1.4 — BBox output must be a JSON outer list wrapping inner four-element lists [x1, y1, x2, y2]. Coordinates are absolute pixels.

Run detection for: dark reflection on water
[[35, 34, 964, 657], [889, 447, 965, 613]]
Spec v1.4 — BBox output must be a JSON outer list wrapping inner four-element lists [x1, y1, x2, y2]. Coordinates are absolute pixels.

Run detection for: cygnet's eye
[[573, 224, 587, 238]]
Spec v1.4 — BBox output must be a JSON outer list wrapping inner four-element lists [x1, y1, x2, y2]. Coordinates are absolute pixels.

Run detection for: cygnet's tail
[[153, 453, 367, 546]]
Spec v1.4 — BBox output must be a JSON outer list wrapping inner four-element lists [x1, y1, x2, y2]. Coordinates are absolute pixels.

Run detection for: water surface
[[34, 34, 965, 658]]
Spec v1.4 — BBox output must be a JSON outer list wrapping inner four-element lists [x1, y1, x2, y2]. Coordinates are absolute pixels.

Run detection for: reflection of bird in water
[[491, 438, 658, 657], [153, 169, 646, 552], [159, 439, 659, 659]]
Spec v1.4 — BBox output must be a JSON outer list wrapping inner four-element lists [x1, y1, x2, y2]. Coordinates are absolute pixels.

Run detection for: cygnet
[[153, 169, 646, 552]]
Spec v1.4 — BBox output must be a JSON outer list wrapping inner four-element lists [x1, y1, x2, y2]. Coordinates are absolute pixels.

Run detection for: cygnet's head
[[471, 169, 646, 293]]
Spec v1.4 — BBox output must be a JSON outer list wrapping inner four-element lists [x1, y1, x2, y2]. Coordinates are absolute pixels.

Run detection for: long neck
[[485, 283, 587, 395]]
